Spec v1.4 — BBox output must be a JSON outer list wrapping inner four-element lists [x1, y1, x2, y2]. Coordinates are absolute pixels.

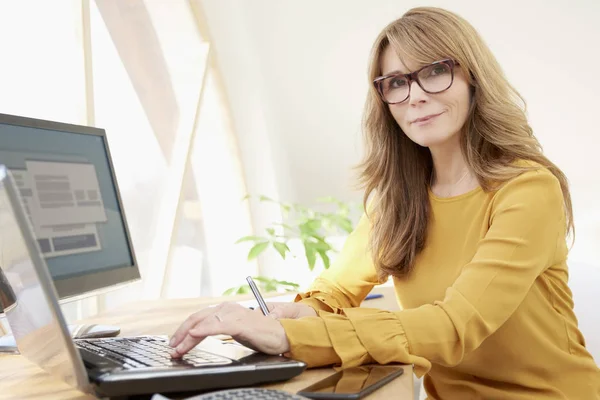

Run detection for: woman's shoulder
[[496, 159, 559, 188], [490, 159, 563, 207]]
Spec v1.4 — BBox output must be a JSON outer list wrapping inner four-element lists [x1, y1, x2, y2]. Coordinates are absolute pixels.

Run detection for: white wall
[[201, 0, 600, 264]]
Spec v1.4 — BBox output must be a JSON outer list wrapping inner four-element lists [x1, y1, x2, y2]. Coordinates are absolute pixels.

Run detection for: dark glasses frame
[[373, 59, 459, 104]]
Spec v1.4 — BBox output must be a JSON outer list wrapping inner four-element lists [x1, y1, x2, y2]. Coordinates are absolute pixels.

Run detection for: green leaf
[[272, 241, 290, 259], [266, 227, 275, 236], [307, 219, 321, 231], [317, 249, 330, 269], [235, 235, 266, 244], [335, 217, 353, 233], [241, 194, 251, 201], [236, 286, 250, 295], [259, 195, 276, 202], [311, 240, 331, 251], [275, 280, 300, 288], [305, 232, 327, 243], [304, 243, 317, 271], [299, 220, 321, 236], [222, 287, 237, 296], [247, 242, 269, 260], [248, 276, 278, 293], [222, 285, 250, 296]]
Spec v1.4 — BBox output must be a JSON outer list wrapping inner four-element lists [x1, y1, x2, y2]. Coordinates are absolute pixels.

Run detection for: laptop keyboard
[[75, 336, 233, 369]]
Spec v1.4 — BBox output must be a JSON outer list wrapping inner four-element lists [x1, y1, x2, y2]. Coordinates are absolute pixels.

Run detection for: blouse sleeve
[[294, 212, 381, 314]]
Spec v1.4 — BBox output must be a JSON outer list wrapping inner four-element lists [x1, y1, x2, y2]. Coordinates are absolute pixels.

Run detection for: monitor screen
[[0, 113, 139, 312]]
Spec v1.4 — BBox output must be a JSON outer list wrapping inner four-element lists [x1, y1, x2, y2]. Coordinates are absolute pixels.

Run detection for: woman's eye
[[390, 78, 407, 88], [431, 66, 448, 76]]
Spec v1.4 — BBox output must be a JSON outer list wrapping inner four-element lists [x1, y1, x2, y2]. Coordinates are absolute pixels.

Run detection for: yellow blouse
[[279, 165, 600, 399]]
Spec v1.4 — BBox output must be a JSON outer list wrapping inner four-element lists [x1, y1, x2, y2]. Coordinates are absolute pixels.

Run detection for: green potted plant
[[223, 196, 362, 295]]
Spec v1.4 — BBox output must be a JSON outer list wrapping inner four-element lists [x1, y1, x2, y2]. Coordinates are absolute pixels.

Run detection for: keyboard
[[186, 388, 310, 399], [75, 336, 233, 369]]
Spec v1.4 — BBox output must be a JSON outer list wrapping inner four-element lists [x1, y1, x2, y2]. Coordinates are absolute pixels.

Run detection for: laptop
[[0, 165, 306, 398]]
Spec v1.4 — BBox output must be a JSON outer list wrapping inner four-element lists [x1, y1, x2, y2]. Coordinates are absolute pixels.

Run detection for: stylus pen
[[246, 276, 270, 316]]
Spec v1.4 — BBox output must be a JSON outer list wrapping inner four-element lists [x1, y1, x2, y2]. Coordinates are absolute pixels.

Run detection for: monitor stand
[[0, 323, 121, 354]]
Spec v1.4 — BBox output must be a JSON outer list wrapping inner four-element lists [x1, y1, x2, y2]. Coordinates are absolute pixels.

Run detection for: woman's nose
[[408, 80, 428, 105]]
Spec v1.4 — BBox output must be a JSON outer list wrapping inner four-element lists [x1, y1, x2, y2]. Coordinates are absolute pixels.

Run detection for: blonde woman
[[169, 7, 600, 399]]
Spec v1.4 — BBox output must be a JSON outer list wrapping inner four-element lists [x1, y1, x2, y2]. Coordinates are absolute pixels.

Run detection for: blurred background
[[0, 0, 598, 323]]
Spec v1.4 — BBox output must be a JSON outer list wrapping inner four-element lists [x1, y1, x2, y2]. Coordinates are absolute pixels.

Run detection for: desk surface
[[0, 286, 412, 399]]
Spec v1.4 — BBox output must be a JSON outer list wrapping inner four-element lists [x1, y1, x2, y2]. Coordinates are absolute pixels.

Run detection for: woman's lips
[[411, 112, 444, 126]]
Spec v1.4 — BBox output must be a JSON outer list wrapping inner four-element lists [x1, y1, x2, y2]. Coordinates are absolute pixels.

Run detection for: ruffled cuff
[[293, 277, 360, 314], [343, 307, 431, 376], [279, 316, 341, 368], [294, 292, 336, 314]]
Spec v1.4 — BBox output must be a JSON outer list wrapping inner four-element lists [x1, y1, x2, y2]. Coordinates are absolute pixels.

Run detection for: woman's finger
[[252, 302, 278, 315], [170, 315, 222, 358], [169, 303, 226, 347], [171, 307, 245, 357]]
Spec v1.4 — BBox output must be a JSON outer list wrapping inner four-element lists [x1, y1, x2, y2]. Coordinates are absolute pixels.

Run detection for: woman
[[169, 7, 600, 399]]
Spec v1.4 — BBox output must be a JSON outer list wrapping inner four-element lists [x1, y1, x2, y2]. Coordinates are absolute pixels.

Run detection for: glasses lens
[[418, 63, 453, 93], [379, 75, 409, 103]]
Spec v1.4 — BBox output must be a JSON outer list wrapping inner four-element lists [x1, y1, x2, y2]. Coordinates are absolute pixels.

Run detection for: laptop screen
[[0, 165, 89, 391]]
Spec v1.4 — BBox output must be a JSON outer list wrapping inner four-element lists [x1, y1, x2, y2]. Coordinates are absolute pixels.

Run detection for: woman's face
[[379, 46, 472, 149]]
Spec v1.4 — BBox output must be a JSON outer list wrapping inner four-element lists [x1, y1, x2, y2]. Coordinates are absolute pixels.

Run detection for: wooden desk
[[0, 286, 412, 399]]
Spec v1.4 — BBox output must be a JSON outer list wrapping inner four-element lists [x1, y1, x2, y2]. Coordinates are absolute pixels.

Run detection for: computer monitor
[[0, 113, 140, 315]]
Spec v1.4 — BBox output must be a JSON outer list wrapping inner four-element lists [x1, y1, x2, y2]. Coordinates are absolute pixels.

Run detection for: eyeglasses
[[373, 59, 459, 104]]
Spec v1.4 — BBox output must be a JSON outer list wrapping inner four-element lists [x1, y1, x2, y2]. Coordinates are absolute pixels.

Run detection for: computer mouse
[[0, 334, 18, 353]]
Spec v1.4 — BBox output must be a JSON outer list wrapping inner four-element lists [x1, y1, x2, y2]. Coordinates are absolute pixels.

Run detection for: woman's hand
[[168, 302, 290, 358], [256, 302, 318, 319]]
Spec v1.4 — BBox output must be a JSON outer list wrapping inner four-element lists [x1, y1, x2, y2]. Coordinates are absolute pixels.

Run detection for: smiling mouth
[[411, 112, 444, 124]]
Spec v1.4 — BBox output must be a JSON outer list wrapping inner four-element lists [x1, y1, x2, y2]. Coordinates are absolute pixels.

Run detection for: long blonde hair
[[358, 7, 574, 280]]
